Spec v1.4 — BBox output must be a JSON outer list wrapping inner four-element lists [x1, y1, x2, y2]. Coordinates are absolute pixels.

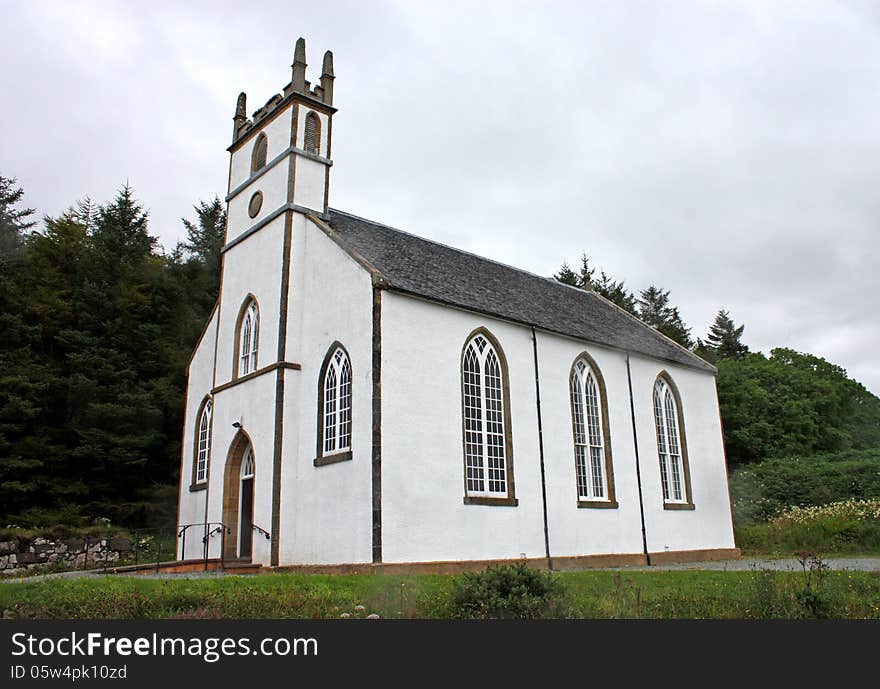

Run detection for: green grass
[[2, 568, 879, 619], [737, 520, 880, 557]]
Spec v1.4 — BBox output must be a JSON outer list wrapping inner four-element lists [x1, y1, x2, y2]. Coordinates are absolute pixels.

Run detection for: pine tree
[[182, 197, 226, 282], [0, 181, 223, 527], [577, 252, 595, 289], [555, 253, 638, 315], [636, 286, 669, 327], [1, 211, 91, 517], [637, 286, 694, 349], [0, 176, 35, 259], [554, 261, 580, 287], [697, 309, 748, 361], [0, 177, 42, 514], [594, 270, 638, 315]]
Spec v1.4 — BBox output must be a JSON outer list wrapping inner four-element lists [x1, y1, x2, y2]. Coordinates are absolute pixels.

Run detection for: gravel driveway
[[4, 557, 880, 583], [603, 557, 880, 572]]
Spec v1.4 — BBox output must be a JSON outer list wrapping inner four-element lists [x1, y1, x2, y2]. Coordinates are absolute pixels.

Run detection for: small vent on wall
[[304, 112, 321, 155]]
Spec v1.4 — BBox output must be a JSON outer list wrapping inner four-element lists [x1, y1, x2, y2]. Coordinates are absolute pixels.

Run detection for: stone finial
[[292, 37, 307, 91], [321, 50, 335, 105], [233, 92, 247, 141]]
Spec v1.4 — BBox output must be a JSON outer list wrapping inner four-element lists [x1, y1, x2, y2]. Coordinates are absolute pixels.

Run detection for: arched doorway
[[238, 446, 255, 559], [222, 431, 256, 561]]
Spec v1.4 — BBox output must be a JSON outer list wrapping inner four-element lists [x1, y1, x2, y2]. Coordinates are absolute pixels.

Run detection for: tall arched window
[[251, 132, 268, 174], [193, 398, 212, 485], [653, 373, 693, 508], [315, 344, 353, 466], [461, 329, 516, 504], [304, 112, 321, 155], [236, 298, 259, 377], [569, 355, 616, 507]]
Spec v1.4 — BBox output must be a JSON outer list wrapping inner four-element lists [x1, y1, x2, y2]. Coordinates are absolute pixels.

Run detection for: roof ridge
[[586, 286, 717, 372], [533, 270, 714, 371]]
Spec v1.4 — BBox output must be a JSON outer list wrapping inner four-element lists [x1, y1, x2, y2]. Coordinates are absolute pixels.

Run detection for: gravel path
[[603, 557, 880, 572], [4, 557, 880, 583]]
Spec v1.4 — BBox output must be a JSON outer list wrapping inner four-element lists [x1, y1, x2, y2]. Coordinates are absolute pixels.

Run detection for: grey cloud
[[2, 0, 877, 393]]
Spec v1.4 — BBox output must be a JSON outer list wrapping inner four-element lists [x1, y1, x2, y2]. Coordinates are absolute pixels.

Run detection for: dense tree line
[[0, 176, 224, 528], [555, 252, 880, 465]]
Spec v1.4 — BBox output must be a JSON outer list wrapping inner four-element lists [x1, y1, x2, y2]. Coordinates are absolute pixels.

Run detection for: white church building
[[176, 39, 739, 572]]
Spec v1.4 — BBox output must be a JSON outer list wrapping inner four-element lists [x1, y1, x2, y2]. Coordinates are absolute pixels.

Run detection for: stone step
[[222, 561, 263, 574]]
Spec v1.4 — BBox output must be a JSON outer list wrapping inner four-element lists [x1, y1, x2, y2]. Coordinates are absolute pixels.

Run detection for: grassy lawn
[[2, 567, 879, 619]]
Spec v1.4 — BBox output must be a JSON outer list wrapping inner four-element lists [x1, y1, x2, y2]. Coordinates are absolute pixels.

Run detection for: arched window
[[304, 112, 321, 155], [236, 298, 259, 377], [461, 329, 516, 504], [653, 373, 693, 508], [251, 133, 268, 174], [315, 344, 352, 465], [193, 398, 212, 485], [241, 445, 255, 479], [569, 355, 616, 506]]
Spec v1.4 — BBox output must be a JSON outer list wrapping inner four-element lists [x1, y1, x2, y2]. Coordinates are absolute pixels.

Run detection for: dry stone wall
[[0, 536, 133, 576]]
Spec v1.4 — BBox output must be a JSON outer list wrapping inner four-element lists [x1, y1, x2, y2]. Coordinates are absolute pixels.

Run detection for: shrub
[[770, 498, 880, 525], [736, 499, 880, 554], [447, 563, 572, 619], [729, 448, 880, 526]]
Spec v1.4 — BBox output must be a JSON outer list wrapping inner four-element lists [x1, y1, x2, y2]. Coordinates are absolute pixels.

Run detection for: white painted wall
[[535, 333, 646, 558], [276, 216, 374, 565], [380, 293, 547, 564], [214, 217, 285, 388], [226, 162, 291, 245], [293, 157, 327, 214], [229, 107, 293, 191], [629, 356, 736, 554], [177, 308, 216, 560], [206, 373, 278, 565], [379, 292, 735, 564]]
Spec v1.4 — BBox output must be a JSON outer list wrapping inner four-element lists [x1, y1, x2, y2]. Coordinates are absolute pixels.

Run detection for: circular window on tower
[[248, 190, 263, 218]]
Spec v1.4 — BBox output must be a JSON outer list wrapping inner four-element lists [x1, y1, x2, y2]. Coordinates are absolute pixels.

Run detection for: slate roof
[[322, 209, 715, 373]]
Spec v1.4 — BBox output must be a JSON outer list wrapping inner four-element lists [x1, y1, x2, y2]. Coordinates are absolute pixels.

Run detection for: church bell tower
[[226, 36, 335, 237], [209, 38, 337, 566]]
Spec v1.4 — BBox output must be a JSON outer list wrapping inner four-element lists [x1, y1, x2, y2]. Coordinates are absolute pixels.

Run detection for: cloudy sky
[[4, 0, 878, 393]]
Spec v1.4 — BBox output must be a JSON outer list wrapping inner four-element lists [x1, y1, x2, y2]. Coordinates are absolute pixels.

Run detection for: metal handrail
[[177, 521, 231, 571]]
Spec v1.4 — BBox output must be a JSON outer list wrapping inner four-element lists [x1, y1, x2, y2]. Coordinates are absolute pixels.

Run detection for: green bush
[[447, 563, 572, 619], [738, 498, 880, 554], [729, 448, 880, 525]]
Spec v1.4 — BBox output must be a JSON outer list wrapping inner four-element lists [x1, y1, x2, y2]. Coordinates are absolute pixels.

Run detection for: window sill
[[463, 496, 519, 507], [663, 502, 695, 511], [189, 483, 207, 493], [577, 499, 619, 509], [314, 450, 353, 467]]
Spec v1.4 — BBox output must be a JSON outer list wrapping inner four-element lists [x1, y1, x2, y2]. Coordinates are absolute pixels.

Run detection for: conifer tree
[[705, 309, 749, 359], [577, 252, 595, 289], [555, 253, 639, 315], [554, 261, 579, 287], [181, 196, 226, 304], [0, 176, 35, 259], [594, 270, 638, 315], [0, 177, 41, 513], [637, 286, 694, 349]]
